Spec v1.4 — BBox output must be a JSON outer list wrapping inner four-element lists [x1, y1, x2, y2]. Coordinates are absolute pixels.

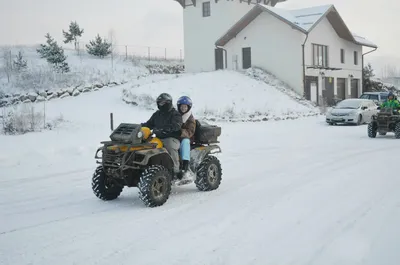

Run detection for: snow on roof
[[352, 33, 378, 48], [258, 4, 377, 48], [260, 4, 332, 32]]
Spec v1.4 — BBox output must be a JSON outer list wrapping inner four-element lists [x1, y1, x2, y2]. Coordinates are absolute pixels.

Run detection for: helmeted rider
[[176, 95, 196, 181], [380, 92, 400, 109], [141, 93, 183, 174]]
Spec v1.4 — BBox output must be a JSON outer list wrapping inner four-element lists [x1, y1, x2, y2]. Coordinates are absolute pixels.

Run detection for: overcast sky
[[1, 0, 398, 74]]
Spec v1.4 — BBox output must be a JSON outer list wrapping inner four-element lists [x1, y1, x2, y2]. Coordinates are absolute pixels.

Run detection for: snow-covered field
[[1, 74, 400, 265]]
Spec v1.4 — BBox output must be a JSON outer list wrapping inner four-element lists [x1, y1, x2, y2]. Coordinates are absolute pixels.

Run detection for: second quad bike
[[91, 120, 222, 207], [368, 107, 400, 138]]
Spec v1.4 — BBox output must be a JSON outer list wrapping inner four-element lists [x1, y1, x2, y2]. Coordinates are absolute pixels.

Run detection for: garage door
[[337, 78, 346, 100], [323, 77, 334, 106], [351, 79, 359, 98]]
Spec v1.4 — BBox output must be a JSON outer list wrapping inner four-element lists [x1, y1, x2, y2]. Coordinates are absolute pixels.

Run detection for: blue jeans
[[180, 138, 190, 161]]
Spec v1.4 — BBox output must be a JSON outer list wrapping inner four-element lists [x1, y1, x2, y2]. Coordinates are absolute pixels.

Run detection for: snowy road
[[1, 118, 400, 265]]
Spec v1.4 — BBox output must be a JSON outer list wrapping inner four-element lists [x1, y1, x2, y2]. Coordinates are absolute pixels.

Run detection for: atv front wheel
[[395, 123, 400, 139], [92, 166, 123, 201], [368, 123, 377, 138], [195, 155, 222, 191], [138, 165, 172, 207]]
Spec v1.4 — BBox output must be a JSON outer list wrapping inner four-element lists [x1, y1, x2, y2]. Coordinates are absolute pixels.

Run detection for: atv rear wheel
[[195, 155, 222, 191], [368, 123, 377, 138], [395, 123, 400, 139], [92, 166, 123, 201], [138, 165, 172, 207]]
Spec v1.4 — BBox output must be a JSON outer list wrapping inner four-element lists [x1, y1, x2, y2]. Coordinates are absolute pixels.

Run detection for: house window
[[312, 44, 328, 67], [202, 2, 210, 17], [340, 49, 345, 64], [354, 51, 358, 65]]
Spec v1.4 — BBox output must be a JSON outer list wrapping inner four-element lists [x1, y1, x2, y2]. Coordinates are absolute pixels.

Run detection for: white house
[[175, 0, 378, 106]]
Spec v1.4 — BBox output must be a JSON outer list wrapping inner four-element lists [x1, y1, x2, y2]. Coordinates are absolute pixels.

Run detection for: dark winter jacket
[[181, 113, 196, 141], [142, 108, 183, 140]]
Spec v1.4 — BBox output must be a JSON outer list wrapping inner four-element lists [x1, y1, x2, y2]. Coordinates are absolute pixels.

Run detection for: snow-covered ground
[[0, 45, 182, 95], [1, 77, 400, 265], [122, 69, 320, 121]]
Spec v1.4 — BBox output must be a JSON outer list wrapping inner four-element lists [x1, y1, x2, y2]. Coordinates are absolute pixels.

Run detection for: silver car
[[326, 98, 378, 125]]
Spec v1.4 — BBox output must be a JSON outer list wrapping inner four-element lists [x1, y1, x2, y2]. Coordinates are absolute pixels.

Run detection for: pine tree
[[363, 63, 375, 92], [37, 33, 70, 73], [63, 21, 84, 50], [86, 34, 112, 58], [13, 50, 27, 71]]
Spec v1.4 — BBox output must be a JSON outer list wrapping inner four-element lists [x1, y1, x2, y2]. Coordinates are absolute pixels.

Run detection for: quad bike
[[91, 120, 222, 207], [368, 107, 400, 138]]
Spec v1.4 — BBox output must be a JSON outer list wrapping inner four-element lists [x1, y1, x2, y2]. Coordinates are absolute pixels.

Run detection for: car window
[[369, 95, 379, 100], [360, 94, 370, 99], [381, 95, 388, 101]]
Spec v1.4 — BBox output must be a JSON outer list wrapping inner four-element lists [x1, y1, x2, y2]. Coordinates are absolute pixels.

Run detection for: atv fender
[[190, 145, 222, 172], [133, 148, 174, 171]]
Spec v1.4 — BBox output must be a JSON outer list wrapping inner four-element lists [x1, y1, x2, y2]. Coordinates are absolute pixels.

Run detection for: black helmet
[[156, 93, 173, 112]]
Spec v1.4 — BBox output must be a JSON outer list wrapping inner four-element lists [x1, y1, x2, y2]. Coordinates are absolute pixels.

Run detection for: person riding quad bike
[[380, 92, 400, 109], [176, 95, 196, 183], [141, 93, 183, 174]]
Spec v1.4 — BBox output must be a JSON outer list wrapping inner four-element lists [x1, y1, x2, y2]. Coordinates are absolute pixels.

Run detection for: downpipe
[[302, 33, 309, 99]]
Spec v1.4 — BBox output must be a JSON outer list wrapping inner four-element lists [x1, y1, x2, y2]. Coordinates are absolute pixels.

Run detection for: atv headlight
[[137, 131, 143, 139]]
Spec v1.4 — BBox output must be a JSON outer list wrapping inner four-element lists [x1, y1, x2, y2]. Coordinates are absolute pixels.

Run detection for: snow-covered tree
[[86, 34, 112, 58], [37, 33, 70, 73], [63, 21, 84, 50], [13, 51, 27, 71]]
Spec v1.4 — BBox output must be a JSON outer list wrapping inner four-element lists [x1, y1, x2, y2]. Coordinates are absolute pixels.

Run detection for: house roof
[[174, 0, 286, 8], [215, 4, 378, 49]]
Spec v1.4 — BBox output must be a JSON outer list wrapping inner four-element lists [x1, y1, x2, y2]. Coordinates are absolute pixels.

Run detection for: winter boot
[[176, 160, 194, 186]]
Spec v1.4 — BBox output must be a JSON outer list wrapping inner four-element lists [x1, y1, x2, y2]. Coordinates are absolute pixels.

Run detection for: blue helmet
[[388, 92, 394, 98], [177, 96, 192, 114]]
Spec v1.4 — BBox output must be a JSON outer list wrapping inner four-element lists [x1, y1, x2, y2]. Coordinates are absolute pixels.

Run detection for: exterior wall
[[304, 17, 363, 100], [224, 12, 304, 95], [182, 0, 269, 72]]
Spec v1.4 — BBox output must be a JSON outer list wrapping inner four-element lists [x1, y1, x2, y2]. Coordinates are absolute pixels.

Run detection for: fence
[[75, 41, 184, 62], [0, 42, 184, 69]]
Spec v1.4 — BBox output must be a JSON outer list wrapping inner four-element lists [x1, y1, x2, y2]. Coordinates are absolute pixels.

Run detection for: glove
[[152, 128, 163, 137]]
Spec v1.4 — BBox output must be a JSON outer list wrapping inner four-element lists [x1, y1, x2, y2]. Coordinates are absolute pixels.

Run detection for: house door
[[305, 76, 318, 104], [351, 79, 359, 98], [215, 48, 224, 70], [337, 78, 346, 100], [323, 77, 334, 106], [242, 47, 251, 69]]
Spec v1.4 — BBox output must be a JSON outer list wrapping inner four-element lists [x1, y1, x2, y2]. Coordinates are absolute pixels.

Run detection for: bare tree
[[108, 29, 118, 70], [2, 48, 12, 83]]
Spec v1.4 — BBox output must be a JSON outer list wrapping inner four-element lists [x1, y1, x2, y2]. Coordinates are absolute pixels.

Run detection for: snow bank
[[122, 70, 320, 122]]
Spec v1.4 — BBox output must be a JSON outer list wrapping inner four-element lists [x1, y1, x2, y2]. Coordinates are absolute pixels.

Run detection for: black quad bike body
[[368, 107, 400, 138], [91, 120, 223, 207]]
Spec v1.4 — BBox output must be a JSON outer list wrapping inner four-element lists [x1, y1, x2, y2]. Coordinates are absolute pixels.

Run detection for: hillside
[[0, 45, 183, 96], [122, 69, 320, 122]]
